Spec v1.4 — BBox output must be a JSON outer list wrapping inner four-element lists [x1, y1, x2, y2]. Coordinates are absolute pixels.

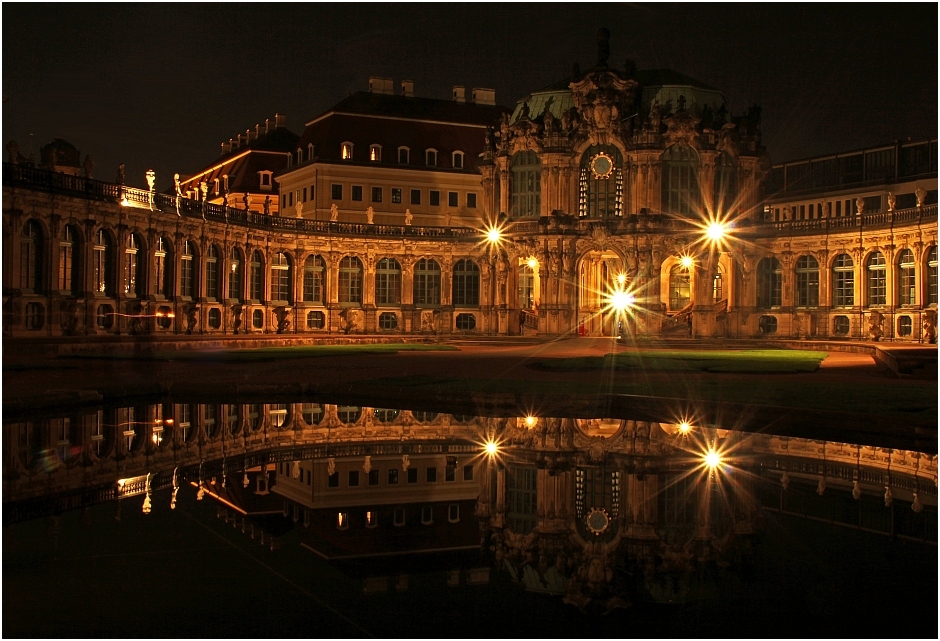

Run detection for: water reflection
[[4, 400, 937, 616]]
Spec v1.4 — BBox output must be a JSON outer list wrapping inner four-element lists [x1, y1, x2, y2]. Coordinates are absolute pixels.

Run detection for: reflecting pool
[[3, 399, 937, 638]]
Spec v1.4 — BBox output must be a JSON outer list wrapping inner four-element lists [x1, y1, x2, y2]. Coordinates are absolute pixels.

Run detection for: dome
[[40, 138, 81, 169]]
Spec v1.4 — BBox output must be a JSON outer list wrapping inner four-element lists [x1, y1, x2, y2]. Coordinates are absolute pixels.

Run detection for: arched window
[[452, 151, 465, 169], [897, 248, 915, 306], [866, 251, 886, 306], [452, 259, 480, 307], [713, 152, 737, 214], [425, 149, 437, 166], [249, 250, 264, 301], [155, 237, 173, 298], [375, 257, 402, 306], [927, 246, 938, 305], [369, 144, 382, 162], [414, 258, 441, 306], [832, 253, 855, 307], [123, 234, 142, 296], [669, 263, 691, 310], [303, 255, 326, 303], [341, 141, 353, 160], [580, 145, 623, 218], [58, 225, 80, 295], [228, 247, 243, 301], [662, 145, 699, 217], [757, 257, 782, 309], [795, 255, 820, 308], [338, 256, 363, 305], [20, 220, 43, 292], [205, 245, 221, 300], [93, 229, 113, 296], [510, 151, 540, 218], [270, 252, 292, 303], [397, 147, 410, 164], [517, 263, 535, 309], [180, 240, 197, 298]]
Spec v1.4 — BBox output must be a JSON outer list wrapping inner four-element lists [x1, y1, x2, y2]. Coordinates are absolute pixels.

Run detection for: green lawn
[[529, 349, 827, 374], [65, 343, 458, 362]]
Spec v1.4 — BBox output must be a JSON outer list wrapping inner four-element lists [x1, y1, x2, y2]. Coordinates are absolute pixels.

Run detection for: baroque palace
[[3, 37, 938, 342]]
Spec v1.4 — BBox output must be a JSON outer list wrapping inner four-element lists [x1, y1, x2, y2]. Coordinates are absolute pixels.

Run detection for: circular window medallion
[[585, 507, 610, 535], [589, 152, 615, 179]]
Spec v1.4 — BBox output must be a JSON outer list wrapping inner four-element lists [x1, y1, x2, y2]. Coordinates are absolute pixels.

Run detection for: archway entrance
[[576, 250, 624, 336]]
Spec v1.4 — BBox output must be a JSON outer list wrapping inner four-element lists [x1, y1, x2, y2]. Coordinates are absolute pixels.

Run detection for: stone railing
[[2, 163, 481, 241], [756, 205, 937, 236]]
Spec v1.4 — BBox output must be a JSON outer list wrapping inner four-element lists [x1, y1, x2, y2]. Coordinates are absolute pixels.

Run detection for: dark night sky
[[3, 3, 937, 191]]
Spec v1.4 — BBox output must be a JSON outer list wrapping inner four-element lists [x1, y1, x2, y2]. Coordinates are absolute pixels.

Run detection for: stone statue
[[650, 102, 661, 131], [366, 206, 375, 224], [543, 108, 555, 135], [340, 307, 363, 333], [199, 181, 208, 202], [174, 173, 182, 216], [264, 195, 272, 216], [83, 155, 94, 179], [443, 212, 451, 227], [923, 309, 937, 344], [420, 309, 437, 333], [822, 201, 831, 218], [915, 187, 926, 208], [294, 200, 303, 218], [7, 140, 19, 164], [147, 169, 157, 211], [867, 310, 884, 341], [117, 163, 125, 185], [330, 203, 339, 222], [887, 192, 896, 212], [243, 192, 251, 210], [404, 208, 413, 225], [855, 196, 865, 215]]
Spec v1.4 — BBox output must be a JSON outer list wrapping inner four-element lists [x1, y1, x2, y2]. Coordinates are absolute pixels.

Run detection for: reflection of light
[[484, 441, 499, 456], [678, 421, 692, 435], [704, 450, 723, 469], [680, 255, 695, 270], [526, 257, 539, 270], [524, 415, 537, 428]]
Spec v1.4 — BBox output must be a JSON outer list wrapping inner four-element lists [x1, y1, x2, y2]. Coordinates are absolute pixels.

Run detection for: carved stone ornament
[[570, 70, 637, 146], [585, 508, 611, 535], [662, 110, 702, 149], [589, 152, 615, 179]]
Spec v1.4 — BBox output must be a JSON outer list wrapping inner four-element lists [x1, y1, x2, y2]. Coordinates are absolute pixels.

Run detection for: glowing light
[[524, 415, 537, 428], [484, 440, 499, 456], [120, 198, 131, 207], [485, 226, 503, 244], [609, 289, 635, 312], [705, 222, 726, 242], [704, 449, 723, 469], [526, 257, 539, 270], [616, 272, 627, 286], [680, 255, 695, 270], [678, 421, 692, 435]]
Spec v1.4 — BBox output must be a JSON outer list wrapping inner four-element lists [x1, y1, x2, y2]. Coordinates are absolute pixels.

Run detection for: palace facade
[[3, 55, 937, 342]]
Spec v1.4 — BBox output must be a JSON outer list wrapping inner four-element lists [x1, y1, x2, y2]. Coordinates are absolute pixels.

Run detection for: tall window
[[757, 257, 782, 309], [580, 145, 622, 218], [303, 255, 326, 303], [425, 149, 437, 166], [517, 264, 535, 309], [510, 151, 540, 218], [155, 237, 172, 298], [249, 250, 264, 301], [270, 252, 291, 302], [832, 253, 855, 307], [866, 251, 886, 306], [338, 256, 363, 305], [341, 142, 353, 160], [927, 246, 938, 305], [205, 245, 220, 300], [713, 152, 737, 214], [795, 255, 820, 308], [897, 248, 916, 306], [398, 147, 410, 164], [20, 220, 42, 291], [93, 229, 113, 296], [180, 240, 195, 298], [414, 258, 441, 306], [375, 258, 402, 306], [228, 248, 243, 301], [452, 259, 480, 306], [713, 266, 723, 302], [58, 225, 79, 294], [123, 234, 141, 296], [662, 145, 699, 217], [669, 263, 691, 310], [369, 144, 381, 162]]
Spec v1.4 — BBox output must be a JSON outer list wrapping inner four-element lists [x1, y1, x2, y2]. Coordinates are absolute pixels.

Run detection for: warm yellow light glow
[[609, 289, 635, 312], [680, 255, 695, 270], [484, 441, 499, 456], [704, 450, 722, 469], [524, 415, 537, 428], [705, 222, 726, 242], [678, 421, 692, 434], [616, 272, 627, 286], [526, 257, 539, 270], [486, 227, 503, 244], [120, 198, 130, 207]]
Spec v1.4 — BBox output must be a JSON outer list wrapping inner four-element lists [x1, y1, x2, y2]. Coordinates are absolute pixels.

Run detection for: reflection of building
[[2, 33, 937, 339]]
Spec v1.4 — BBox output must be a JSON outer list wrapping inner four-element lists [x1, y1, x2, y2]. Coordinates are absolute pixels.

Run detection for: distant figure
[[174, 173, 182, 216], [243, 192, 251, 211], [887, 192, 896, 212], [294, 200, 303, 218], [366, 206, 375, 224], [265, 195, 272, 216], [404, 208, 413, 225], [330, 203, 339, 221]]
